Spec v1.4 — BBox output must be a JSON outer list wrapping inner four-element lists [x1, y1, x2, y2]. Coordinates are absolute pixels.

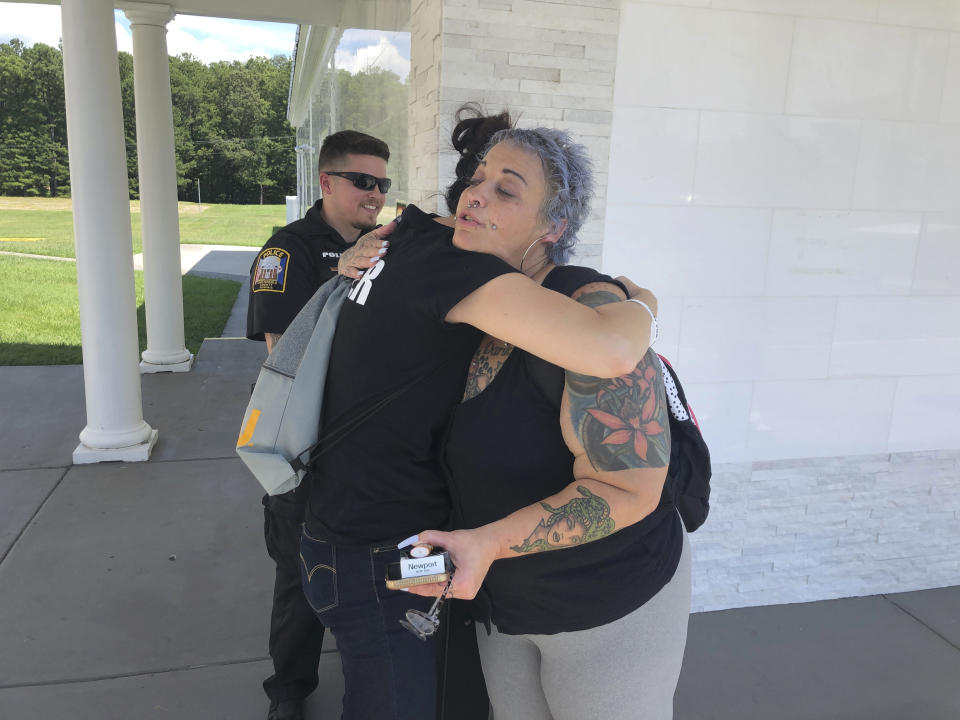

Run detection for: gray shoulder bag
[[237, 274, 448, 495], [236, 276, 347, 495]]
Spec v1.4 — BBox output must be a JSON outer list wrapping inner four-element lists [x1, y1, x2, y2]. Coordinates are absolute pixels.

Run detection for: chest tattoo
[[462, 336, 514, 401]]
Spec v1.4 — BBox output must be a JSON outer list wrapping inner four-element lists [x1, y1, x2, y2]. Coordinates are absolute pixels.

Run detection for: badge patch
[[252, 248, 290, 293]]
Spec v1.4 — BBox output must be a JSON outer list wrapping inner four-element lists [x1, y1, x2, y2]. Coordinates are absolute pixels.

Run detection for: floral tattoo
[[567, 291, 671, 472], [510, 287, 670, 555]]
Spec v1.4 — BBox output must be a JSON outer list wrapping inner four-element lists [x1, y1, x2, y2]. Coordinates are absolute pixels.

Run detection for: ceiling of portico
[[8, 0, 408, 31]]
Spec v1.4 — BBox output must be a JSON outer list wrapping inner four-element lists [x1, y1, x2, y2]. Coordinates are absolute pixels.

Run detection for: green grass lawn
[[0, 198, 286, 259], [0, 255, 240, 365]]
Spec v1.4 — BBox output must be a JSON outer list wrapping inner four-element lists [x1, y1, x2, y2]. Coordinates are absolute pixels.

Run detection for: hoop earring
[[519, 238, 539, 275]]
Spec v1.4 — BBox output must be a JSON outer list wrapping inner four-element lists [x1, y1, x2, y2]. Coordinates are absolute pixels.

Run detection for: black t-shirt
[[443, 265, 684, 636], [246, 200, 351, 341], [305, 204, 515, 546]]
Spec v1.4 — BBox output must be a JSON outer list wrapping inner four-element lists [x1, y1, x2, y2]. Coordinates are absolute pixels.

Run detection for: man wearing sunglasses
[[246, 129, 390, 720]]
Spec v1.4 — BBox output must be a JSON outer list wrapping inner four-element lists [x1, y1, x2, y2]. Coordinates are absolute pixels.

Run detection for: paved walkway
[[0, 251, 958, 719], [1, 244, 260, 279], [0, 250, 77, 262], [134, 243, 260, 279], [0, 338, 345, 720]]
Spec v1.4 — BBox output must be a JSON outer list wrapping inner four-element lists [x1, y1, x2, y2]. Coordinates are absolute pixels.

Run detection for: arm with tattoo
[[509, 287, 670, 555], [406, 282, 671, 601], [564, 291, 671, 473], [265, 332, 282, 353]]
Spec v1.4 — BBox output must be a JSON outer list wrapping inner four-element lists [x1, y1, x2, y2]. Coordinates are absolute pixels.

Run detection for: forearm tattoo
[[568, 291, 671, 472], [338, 245, 357, 273], [510, 486, 615, 554], [462, 337, 513, 401]]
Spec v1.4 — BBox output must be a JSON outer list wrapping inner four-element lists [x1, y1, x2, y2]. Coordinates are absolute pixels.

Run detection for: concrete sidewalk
[[133, 243, 261, 280], [1, 243, 260, 280], [0, 337, 344, 720], [1, 286, 958, 718]]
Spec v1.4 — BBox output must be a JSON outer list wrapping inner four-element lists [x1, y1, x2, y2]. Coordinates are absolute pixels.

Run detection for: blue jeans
[[299, 526, 438, 720]]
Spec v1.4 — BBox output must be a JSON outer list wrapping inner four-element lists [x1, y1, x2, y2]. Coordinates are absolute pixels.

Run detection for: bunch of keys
[[399, 571, 455, 641], [393, 535, 455, 641]]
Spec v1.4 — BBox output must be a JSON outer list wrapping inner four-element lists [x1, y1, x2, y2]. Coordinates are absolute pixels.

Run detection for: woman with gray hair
[[404, 119, 690, 719], [303, 110, 661, 719]]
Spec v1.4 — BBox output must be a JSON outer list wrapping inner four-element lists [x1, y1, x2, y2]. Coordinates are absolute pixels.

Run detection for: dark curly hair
[[444, 103, 513, 214], [443, 104, 593, 265]]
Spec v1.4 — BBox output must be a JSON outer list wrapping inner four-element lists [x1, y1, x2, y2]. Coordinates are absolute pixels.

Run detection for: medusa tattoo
[[510, 486, 615, 554]]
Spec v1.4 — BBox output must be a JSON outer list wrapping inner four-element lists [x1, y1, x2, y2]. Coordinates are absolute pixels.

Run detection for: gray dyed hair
[[484, 127, 594, 265]]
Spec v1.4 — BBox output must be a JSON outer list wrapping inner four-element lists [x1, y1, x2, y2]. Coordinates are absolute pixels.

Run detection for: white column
[[61, 0, 157, 462], [285, 195, 299, 224], [126, 4, 193, 373]]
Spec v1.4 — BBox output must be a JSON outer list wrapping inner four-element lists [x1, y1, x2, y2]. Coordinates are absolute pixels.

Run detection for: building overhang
[[286, 23, 341, 127], [13, 0, 408, 27]]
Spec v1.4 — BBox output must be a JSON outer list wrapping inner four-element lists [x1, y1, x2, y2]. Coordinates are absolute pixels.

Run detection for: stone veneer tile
[[692, 451, 960, 612]]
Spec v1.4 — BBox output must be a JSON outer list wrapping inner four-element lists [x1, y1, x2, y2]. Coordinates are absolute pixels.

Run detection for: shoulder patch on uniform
[[252, 248, 290, 293]]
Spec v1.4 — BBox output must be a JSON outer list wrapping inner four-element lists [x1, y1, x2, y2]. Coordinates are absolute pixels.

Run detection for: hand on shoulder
[[337, 222, 396, 279]]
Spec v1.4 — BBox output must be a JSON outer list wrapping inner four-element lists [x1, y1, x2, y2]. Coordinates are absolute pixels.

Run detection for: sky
[[0, 2, 410, 78]]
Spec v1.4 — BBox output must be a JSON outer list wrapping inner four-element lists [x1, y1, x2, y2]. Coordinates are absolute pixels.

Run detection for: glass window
[[293, 30, 410, 223]]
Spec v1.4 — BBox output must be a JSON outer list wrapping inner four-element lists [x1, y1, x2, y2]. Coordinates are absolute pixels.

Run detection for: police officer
[[247, 130, 391, 720]]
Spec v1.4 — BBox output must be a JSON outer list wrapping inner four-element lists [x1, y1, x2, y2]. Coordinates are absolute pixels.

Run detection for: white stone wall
[[408, 0, 445, 213], [605, 0, 960, 464], [409, 0, 620, 265], [692, 450, 960, 612], [603, 0, 960, 608]]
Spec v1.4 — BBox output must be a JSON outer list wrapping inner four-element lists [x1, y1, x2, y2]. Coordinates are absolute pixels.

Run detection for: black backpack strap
[[289, 357, 449, 474], [658, 354, 713, 533]]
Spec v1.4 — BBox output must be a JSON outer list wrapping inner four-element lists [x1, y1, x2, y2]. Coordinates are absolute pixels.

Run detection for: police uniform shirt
[[305, 204, 515, 547], [246, 199, 351, 341]]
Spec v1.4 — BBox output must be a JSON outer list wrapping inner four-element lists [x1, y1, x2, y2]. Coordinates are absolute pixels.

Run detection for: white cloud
[[166, 24, 276, 63], [335, 37, 409, 81], [0, 3, 294, 62], [159, 16, 295, 63], [172, 14, 294, 58], [115, 22, 132, 54], [0, 3, 62, 48], [340, 29, 397, 48]]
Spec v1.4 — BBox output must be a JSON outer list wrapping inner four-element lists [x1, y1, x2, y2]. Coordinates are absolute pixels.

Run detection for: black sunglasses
[[324, 171, 391, 194]]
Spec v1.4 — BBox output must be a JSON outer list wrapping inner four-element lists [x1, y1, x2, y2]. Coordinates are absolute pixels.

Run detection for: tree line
[[0, 38, 408, 205]]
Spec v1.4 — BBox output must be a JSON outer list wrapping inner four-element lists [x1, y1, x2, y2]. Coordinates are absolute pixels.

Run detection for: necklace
[[522, 256, 549, 278]]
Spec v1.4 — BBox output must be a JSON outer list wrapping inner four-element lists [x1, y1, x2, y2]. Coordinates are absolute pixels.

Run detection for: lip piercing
[[466, 199, 493, 227]]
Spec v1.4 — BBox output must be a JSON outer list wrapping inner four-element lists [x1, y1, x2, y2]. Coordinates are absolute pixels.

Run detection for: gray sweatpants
[[477, 530, 691, 720]]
